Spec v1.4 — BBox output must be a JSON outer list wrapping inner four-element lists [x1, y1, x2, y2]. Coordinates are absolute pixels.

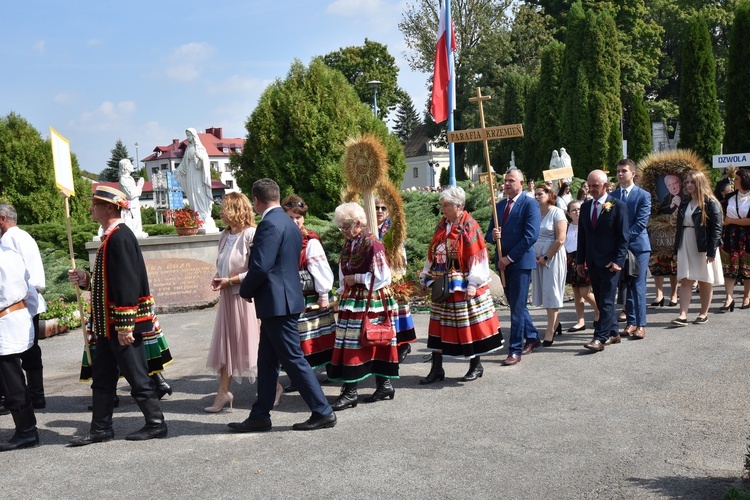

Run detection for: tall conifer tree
[[677, 15, 722, 165], [723, 0, 750, 154]]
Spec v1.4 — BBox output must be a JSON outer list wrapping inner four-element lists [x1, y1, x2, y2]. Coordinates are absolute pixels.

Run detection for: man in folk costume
[[68, 186, 168, 445]]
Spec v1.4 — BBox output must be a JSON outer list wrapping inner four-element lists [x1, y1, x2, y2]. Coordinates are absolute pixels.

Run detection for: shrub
[[141, 207, 156, 225]]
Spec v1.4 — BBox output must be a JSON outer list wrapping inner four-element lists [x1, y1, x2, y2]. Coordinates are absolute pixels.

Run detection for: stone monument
[[174, 128, 219, 233], [118, 158, 148, 238]]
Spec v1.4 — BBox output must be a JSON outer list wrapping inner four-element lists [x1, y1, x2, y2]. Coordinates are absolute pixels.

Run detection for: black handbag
[[431, 273, 452, 303], [299, 269, 316, 294], [622, 250, 639, 283]]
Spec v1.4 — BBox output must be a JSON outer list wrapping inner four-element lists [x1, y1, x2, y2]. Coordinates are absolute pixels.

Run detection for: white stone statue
[[174, 128, 218, 233], [509, 151, 516, 170], [118, 159, 148, 238], [549, 150, 562, 169], [560, 148, 572, 168]]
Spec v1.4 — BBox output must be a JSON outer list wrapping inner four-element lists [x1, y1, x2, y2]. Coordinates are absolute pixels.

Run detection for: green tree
[[231, 59, 406, 215], [626, 91, 652, 162], [394, 93, 422, 144], [677, 15, 722, 165], [322, 39, 401, 119], [529, 40, 564, 175], [0, 112, 91, 225], [723, 0, 750, 154], [559, 2, 621, 176], [496, 70, 528, 173], [100, 139, 133, 182]]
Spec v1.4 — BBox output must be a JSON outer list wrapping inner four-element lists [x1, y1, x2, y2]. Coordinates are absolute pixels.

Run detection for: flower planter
[[39, 318, 69, 339], [176, 226, 200, 236]]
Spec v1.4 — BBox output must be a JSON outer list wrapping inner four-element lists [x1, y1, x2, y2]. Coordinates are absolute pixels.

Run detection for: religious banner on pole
[[50, 127, 75, 196], [50, 127, 90, 364]]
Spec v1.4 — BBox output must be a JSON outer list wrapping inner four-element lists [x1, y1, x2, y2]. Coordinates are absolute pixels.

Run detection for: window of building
[[152, 167, 159, 176], [225, 163, 232, 172], [413, 167, 419, 178], [161, 163, 168, 170], [225, 180, 234, 189], [222, 147, 229, 153], [210, 161, 219, 171]]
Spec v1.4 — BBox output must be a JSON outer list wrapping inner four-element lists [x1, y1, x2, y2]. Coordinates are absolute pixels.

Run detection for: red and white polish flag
[[430, 0, 456, 124]]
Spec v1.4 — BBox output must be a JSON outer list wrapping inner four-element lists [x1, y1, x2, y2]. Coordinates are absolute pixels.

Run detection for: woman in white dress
[[671, 170, 723, 326], [531, 184, 568, 345]]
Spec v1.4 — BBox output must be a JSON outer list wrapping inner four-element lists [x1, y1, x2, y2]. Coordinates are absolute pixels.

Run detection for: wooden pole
[[469, 88, 505, 287], [64, 196, 91, 366]]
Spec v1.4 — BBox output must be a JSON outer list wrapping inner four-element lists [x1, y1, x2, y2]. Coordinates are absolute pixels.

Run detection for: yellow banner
[[543, 166, 574, 182], [50, 127, 75, 196]]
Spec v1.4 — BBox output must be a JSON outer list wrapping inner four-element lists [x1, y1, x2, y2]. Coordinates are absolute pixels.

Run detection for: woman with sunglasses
[[327, 202, 398, 409], [564, 200, 599, 333], [374, 197, 416, 363], [280, 195, 336, 389], [420, 186, 502, 384], [671, 171, 724, 326]]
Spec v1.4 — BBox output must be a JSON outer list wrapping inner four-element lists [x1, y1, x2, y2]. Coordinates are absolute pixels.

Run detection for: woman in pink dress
[[205, 193, 261, 412]]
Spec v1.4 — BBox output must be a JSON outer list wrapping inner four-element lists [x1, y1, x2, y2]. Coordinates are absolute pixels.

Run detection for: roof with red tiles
[[141, 127, 244, 163]]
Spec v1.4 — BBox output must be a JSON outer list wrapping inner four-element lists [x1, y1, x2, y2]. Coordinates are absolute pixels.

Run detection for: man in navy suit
[[613, 159, 651, 341], [485, 168, 541, 366], [577, 170, 630, 352], [229, 179, 335, 432]]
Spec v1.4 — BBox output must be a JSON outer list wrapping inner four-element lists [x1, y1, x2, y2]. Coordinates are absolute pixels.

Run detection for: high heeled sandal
[[204, 392, 233, 413]]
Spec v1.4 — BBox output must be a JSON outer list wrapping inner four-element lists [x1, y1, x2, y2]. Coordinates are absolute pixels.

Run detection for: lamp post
[[367, 80, 381, 117], [134, 142, 139, 172]]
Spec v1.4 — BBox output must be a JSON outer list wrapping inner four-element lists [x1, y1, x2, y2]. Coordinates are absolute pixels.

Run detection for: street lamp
[[367, 80, 381, 117], [135, 142, 139, 168]]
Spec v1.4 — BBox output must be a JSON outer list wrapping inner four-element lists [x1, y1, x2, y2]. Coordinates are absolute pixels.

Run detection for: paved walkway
[[2, 286, 749, 499]]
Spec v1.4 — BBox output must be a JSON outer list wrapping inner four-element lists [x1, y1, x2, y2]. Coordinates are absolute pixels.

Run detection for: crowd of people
[[1, 161, 747, 450]]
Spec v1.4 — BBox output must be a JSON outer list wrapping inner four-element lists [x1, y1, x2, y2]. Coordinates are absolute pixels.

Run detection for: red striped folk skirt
[[327, 285, 399, 383], [298, 294, 335, 369], [426, 285, 502, 358], [394, 302, 417, 345]]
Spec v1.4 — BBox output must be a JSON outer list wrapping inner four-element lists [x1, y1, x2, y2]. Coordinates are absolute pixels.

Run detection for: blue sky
[[2, 0, 431, 174]]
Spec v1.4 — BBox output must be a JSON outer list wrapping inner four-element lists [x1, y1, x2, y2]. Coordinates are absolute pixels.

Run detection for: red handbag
[[359, 274, 394, 347]]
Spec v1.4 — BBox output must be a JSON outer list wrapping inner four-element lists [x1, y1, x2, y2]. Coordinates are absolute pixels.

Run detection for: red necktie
[[502, 198, 513, 226], [592, 200, 599, 229]]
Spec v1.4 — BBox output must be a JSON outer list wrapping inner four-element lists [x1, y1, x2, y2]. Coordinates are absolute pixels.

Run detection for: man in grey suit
[[229, 179, 336, 432]]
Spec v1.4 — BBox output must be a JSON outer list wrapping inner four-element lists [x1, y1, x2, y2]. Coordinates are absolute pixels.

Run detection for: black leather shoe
[[152, 373, 173, 400], [364, 379, 395, 402], [461, 360, 484, 382], [283, 384, 298, 393], [567, 324, 586, 332], [331, 386, 358, 411], [292, 412, 337, 431], [68, 428, 115, 447], [125, 422, 168, 441], [228, 417, 272, 433], [0, 430, 39, 451]]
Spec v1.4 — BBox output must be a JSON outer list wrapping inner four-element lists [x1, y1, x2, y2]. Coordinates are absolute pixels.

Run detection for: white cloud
[[70, 100, 137, 132], [163, 42, 216, 82], [87, 39, 103, 46], [32, 40, 45, 53]]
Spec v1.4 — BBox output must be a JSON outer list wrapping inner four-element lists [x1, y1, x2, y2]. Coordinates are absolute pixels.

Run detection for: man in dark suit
[[485, 168, 541, 366], [613, 159, 651, 341], [229, 179, 336, 432], [577, 170, 630, 352]]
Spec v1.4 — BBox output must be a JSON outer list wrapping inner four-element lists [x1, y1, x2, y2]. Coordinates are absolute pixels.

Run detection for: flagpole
[[446, 0, 456, 187]]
